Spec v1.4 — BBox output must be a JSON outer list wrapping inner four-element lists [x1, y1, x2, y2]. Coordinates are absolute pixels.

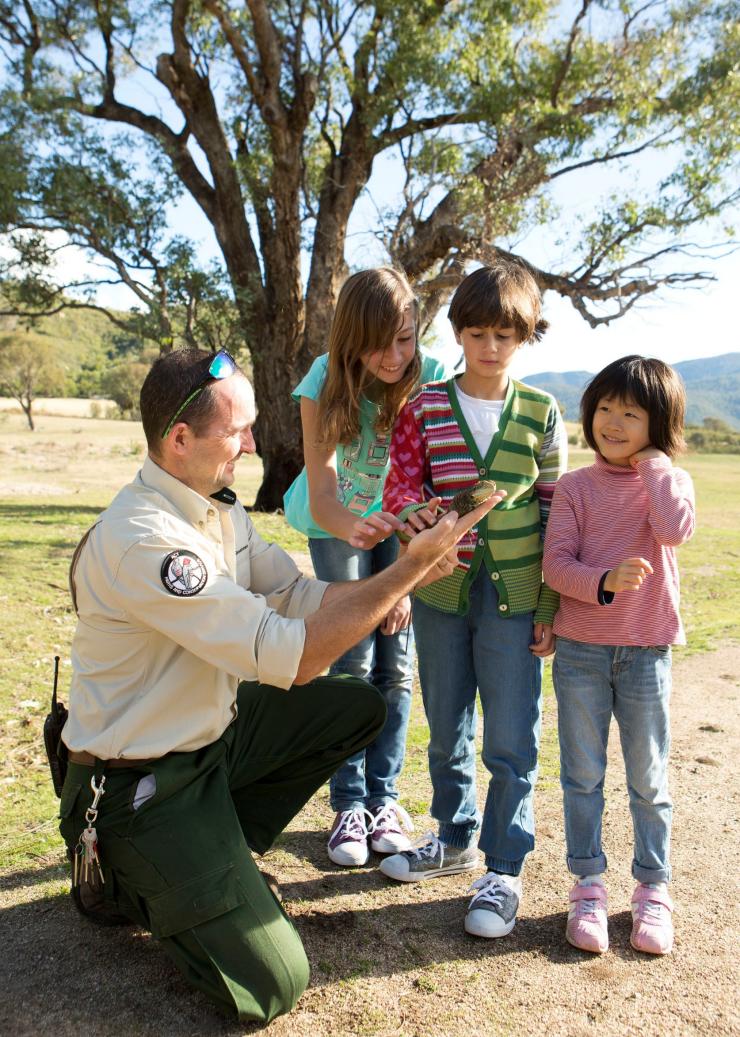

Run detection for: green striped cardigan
[[383, 377, 567, 621]]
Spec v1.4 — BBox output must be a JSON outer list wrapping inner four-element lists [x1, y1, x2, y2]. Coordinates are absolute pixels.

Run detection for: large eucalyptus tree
[[0, 1, 737, 505]]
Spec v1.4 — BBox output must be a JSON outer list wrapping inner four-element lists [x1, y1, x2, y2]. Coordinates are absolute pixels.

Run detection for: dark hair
[[140, 347, 244, 452], [580, 355, 686, 457], [448, 261, 549, 342]]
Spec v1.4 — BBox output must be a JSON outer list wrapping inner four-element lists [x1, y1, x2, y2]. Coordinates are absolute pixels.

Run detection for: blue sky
[[360, 145, 740, 377], [7, 0, 737, 377]]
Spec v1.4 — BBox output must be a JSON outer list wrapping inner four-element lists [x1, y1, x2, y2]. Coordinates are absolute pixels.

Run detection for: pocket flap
[[59, 781, 82, 819], [146, 862, 248, 939]]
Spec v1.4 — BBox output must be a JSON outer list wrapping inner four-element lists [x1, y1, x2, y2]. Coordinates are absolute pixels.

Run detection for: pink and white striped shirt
[[542, 453, 695, 646]]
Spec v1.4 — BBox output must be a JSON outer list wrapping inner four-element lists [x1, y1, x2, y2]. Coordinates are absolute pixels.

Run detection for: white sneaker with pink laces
[[630, 882, 674, 955], [566, 877, 609, 953]]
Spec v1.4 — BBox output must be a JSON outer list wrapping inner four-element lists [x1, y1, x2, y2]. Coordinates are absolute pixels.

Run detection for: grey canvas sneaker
[[379, 832, 479, 882], [464, 871, 521, 938]]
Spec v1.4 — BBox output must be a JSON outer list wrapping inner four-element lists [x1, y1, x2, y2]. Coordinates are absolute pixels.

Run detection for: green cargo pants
[[59, 675, 386, 1022]]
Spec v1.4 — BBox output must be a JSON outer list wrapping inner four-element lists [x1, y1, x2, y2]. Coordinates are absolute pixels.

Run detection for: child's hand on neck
[[629, 446, 667, 468]]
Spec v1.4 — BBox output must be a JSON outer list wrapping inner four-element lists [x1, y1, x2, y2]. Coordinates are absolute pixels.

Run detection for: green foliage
[[0, 330, 66, 427], [0, 0, 736, 316], [685, 424, 740, 453], [526, 354, 740, 432], [702, 416, 734, 432], [0, 0, 738, 506], [99, 360, 150, 419], [0, 299, 140, 398]]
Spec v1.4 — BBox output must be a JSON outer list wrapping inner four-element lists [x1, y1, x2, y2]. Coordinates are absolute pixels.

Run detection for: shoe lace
[[638, 898, 665, 923], [335, 808, 372, 839], [467, 873, 509, 908], [406, 831, 442, 861], [577, 895, 602, 918], [368, 802, 414, 836]]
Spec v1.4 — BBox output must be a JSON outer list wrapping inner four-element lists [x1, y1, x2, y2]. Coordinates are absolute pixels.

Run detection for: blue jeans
[[412, 567, 543, 876], [308, 535, 414, 811], [553, 637, 672, 884]]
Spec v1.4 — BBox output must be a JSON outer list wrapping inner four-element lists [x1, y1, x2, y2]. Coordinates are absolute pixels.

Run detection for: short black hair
[[448, 261, 549, 342], [139, 348, 244, 452], [580, 355, 686, 458]]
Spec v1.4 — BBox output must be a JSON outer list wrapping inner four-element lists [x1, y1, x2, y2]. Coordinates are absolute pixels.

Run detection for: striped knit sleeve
[[383, 399, 430, 524], [542, 478, 605, 604], [637, 458, 696, 547], [534, 401, 568, 540]]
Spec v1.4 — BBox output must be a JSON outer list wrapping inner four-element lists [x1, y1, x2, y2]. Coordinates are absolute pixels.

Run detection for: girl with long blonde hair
[[284, 267, 450, 867]]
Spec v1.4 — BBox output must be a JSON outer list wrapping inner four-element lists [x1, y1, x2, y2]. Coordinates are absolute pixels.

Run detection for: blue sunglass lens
[[209, 352, 236, 379]]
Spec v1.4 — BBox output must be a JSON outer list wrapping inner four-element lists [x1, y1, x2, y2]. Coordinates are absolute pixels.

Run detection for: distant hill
[[522, 353, 740, 429]]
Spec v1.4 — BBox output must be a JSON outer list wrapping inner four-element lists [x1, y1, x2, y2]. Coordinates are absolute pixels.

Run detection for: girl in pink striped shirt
[[543, 355, 695, 958]]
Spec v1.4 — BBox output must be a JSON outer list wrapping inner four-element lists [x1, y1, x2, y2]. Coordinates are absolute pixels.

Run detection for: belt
[[68, 750, 154, 769]]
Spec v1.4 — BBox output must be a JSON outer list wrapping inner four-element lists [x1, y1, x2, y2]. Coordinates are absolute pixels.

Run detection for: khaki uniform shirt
[[63, 457, 328, 759]]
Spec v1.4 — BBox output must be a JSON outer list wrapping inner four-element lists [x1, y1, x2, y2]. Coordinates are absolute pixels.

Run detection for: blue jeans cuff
[[330, 800, 367, 813], [485, 856, 524, 877], [567, 852, 607, 877], [438, 822, 477, 849], [633, 862, 671, 884]]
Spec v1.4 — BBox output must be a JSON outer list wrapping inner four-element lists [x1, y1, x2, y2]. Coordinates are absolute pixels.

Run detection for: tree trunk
[[249, 274, 306, 509], [250, 333, 304, 509], [22, 398, 34, 430]]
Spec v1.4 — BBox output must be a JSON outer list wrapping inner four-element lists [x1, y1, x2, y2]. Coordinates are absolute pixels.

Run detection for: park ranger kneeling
[[55, 347, 500, 1024]]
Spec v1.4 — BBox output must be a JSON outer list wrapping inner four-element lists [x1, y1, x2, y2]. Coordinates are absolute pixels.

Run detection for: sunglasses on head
[[161, 350, 237, 439]]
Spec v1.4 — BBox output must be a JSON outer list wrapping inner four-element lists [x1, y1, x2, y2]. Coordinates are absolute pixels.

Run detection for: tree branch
[[550, 0, 592, 108], [202, 0, 264, 105], [548, 131, 673, 180]]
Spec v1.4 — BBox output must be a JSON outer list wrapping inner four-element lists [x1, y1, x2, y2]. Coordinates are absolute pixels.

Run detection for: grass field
[[1, 410, 738, 889]]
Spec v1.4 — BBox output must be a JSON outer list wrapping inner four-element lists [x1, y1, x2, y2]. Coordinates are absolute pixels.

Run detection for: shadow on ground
[[0, 890, 235, 1037], [0, 862, 634, 1037]]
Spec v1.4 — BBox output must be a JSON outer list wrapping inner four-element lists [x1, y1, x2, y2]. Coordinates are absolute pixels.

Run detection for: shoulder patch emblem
[[161, 550, 208, 597]]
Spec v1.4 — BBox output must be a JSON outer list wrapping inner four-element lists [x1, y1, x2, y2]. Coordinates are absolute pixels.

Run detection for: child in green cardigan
[[380, 261, 567, 939]]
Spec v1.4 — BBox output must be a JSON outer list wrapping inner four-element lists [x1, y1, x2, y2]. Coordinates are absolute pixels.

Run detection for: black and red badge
[[160, 550, 208, 596]]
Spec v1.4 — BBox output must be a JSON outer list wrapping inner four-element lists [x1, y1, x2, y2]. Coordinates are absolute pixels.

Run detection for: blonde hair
[[316, 267, 421, 445]]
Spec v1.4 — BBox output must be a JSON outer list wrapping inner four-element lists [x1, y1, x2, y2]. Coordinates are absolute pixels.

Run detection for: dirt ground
[[1, 644, 737, 1037]]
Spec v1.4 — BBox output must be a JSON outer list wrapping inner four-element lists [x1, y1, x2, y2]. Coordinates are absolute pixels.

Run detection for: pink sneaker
[[630, 883, 674, 955], [566, 880, 609, 953]]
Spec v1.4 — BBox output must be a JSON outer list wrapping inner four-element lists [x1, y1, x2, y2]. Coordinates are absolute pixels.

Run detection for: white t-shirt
[[454, 382, 505, 457]]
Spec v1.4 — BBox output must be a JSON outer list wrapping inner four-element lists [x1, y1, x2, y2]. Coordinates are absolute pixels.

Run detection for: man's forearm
[[294, 553, 425, 683], [293, 493, 501, 684]]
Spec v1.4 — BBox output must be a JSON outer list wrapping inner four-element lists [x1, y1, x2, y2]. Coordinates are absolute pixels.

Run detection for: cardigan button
[[492, 572, 500, 580], [479, 467, 486, 476], [499, 603, 508, 612], [478, 537, 485, 547]]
